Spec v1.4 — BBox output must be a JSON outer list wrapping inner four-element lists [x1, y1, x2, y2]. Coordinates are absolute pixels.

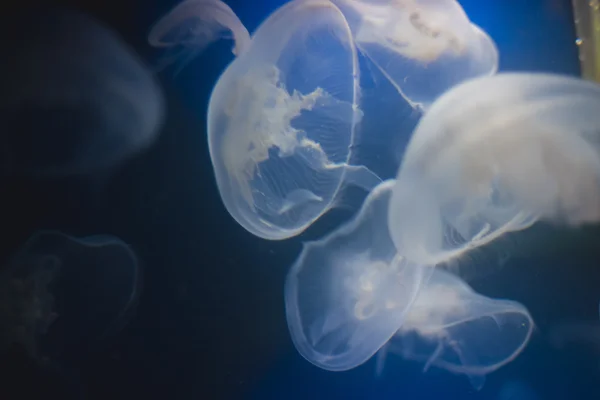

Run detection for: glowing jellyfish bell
[[376, 268, 534, 390], [208, 0, 381, 240], [389, 73, 600, 266], [285, 180, 427, 370], [147, 0, 251, 73], [331, 0, 499, 109], [0, 9, 164, 177], [0, 231, 141, 361]]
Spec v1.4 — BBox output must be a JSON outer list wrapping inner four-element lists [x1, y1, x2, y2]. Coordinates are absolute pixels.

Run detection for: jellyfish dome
[[389, 73, 600, 266], [148, 0, 251, 73], [208, 0, 381, 240], [0, 230, 141, 361], [378, 268, 534, 390], [0, 9, 164, 177], [331, 0, 498, 109], [285, 180, 427, 371]]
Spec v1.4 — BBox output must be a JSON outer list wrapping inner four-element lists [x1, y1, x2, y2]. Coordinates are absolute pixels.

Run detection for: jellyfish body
[[208, 0, 381, 240], [377, 268, 534, 390], [148, 0, 251, 73], [0, 9, 164, 177], [285, 180, 428, 370], [331, 0, 498, 109], [389, 73, 600, 266], [0, 231, 141, 361]]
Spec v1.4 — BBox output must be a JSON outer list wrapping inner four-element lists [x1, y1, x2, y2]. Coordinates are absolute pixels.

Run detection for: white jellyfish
[[375, 267, 534, 390], [207, 0, 383, 240], [148, 0, 498, 110], [285, 180, 428, 371], [330, 0, 499, 109], [0, 230, 141, 361], [0, 9, 164, 177], [147, 0, 251, 73], [389, 72, 600, 267]]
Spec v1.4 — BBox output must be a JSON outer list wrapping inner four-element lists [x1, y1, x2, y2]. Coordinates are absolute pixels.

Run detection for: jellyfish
[[375, 267, 534, 390], [389, 72, 600, 267], [285, 180, 429, 371], [207, 0, 382, 240], [147, 0, 251, 74], [330, 0, 499, 109], [0, 9, 164, 177], [148, 0, 498, 110], [0, 230, 141, 361]]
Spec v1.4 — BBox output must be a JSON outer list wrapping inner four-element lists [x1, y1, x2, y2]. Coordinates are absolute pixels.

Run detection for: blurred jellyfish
[[0, 9, 164, 177], [389, 73, 600, 267], [331, 0, 498, 109], [0, 230, 141, 362], [497, 380, 539, 400], [285, 180, 428, 370], [375, 268, 534, 390], [208, 0, 382, 240], [148, 0, 251, 74]]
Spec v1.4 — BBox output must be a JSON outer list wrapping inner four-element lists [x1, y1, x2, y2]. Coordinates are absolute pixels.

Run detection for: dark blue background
[[2, 0, 600, 399]]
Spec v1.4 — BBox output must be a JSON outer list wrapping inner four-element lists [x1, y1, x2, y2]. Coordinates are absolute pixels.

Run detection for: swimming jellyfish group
[[149, 0, 600, 389]]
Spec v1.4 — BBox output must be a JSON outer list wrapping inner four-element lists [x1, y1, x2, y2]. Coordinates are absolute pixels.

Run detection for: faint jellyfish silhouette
[[147, 0, 251, 74], [331, 0, 499, 109], [0, 230, 141, 362], [0, 9, 164, 177], [375, 268, 534, 390], [208, 0, 382, 240], [285, 180, 428, 371], [497, 380, 539, 400], [389, 73, 600, 267], [0, 251, 60, 357]]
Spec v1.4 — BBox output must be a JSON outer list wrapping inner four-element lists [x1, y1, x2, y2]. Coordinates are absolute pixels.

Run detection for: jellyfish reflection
[[0, 9, 164, 177], [208, 0, 381, 240], [0, 230, 141, 361], [376, 268, 534, 390], [285, 180, 427, 371], [148, 0, 251, 73], [389, 73, 600, 266]]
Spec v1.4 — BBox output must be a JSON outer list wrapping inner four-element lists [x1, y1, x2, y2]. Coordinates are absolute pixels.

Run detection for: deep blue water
[[1, 0, 599, 399]]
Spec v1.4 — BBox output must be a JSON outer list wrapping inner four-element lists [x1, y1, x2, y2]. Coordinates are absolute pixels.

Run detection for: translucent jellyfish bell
[[389, 73, 600, 266], [208, 0, 381, 240], [285, 180, 428, 371], [331, 0, 498, 109], [0, 231, 141, 361], [0, 9, 164, 177], [377, 268, 534, 390], [148, 0, 251, 73]]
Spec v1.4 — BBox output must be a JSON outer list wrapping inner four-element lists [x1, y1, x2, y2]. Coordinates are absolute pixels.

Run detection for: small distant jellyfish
[[207, 0, 382, 240], [0, 9, 164, 177], [285, 180, 427, 371], [389, 73, 600, 267], [147, 0, 251, 74], [331, 0, 499, 109], [375, 268, 534, 390], [0, 252, 60, 358], [0, 230, 141, 361]]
